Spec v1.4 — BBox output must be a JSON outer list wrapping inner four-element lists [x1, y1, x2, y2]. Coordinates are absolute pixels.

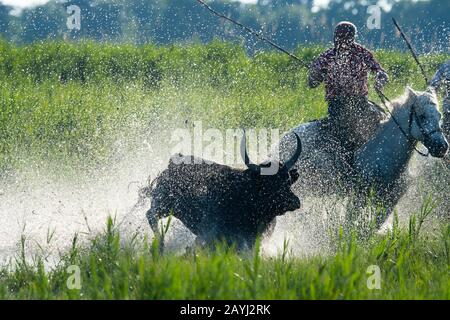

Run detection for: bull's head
[[240, 130, 302, 176], [240, 131, 302, 213]]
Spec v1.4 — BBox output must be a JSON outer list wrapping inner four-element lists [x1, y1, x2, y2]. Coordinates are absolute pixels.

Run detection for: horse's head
[[407, 87, 448, 158]]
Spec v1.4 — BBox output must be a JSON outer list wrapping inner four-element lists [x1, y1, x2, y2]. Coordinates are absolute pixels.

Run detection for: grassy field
[[0, 41, 449, 299], [0, 215, 449, 299]]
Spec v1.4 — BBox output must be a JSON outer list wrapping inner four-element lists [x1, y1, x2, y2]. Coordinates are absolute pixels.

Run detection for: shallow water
[[0, 135, 447, 266]]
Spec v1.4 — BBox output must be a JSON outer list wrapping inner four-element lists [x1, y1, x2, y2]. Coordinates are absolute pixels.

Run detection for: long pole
[[195, 0, 307, 67], [392, 18, 429, 84]]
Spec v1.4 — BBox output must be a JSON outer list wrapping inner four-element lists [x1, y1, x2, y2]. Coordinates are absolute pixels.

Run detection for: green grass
[[0, 215, 448, 299], [0, 41, 449, 299]]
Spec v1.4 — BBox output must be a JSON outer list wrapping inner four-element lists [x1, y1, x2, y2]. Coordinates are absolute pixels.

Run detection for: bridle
[[410, 100, 443, 141], [377, 89, 442, 157]]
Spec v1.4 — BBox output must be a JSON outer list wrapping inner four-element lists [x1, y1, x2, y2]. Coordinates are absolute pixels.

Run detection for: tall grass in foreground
[[0, 213, 448, 300]]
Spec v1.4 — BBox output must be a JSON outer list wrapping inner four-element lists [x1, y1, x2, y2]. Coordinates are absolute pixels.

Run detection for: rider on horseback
[[430, 59, 450, 136], [308, 21, 389, 159]]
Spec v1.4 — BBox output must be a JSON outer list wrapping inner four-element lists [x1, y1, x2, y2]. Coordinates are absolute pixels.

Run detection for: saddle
[[319, 100, 385, 135]]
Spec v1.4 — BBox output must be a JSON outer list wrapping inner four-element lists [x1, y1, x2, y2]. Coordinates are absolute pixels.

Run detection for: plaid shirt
[[308, 43, 387, 100], [430, 60, 450, 100]]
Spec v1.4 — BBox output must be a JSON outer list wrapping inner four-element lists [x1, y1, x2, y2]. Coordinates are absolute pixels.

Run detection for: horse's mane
[[387, 87, 439, 113]]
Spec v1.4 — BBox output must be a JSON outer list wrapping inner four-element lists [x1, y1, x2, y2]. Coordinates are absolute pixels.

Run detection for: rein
[[376, 89, 430, 157], [195, 0, 307, 67]]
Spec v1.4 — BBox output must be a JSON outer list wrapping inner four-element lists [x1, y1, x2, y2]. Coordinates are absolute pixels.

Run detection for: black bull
[[146, 132, 302, 250]]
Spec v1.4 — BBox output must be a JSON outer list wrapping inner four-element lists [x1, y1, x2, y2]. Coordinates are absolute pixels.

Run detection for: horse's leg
[[375, 206, 395, 231], [344, 191, 369, 237], [373, 184, 405, 230], [344, 184, 398, 238]]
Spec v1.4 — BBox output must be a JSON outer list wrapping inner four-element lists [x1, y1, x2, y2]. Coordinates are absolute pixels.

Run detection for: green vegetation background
[[0, 40, 448, 174], [0, 0, 448, 53]]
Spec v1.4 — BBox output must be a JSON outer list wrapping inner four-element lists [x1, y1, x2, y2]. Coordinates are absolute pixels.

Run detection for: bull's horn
[[283, 132, 302, 170], [240, 129, 260, 172]]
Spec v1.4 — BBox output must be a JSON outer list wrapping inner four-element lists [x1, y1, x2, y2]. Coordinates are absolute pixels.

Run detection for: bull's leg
[[146, 207, 165, 254], [261, 219, 277, 240], [195, 230, 218, 250]]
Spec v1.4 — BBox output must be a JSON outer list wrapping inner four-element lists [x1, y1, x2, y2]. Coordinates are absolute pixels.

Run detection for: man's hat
[[334, 21, 357, 43]]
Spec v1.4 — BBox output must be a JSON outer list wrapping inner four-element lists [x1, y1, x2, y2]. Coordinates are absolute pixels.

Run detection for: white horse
[[278, 87, 448, 229]]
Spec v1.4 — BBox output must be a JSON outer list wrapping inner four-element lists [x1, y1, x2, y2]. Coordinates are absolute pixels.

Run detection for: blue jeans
[[328, 96, 383, 155]]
